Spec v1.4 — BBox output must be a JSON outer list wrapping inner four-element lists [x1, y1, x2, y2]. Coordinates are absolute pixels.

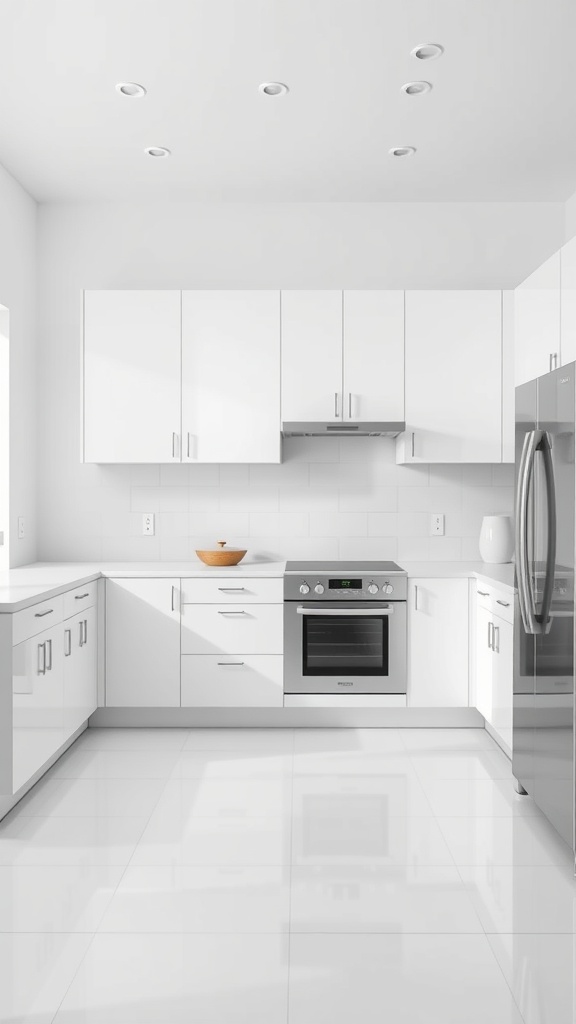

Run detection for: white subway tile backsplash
[[130, 487, 161, 512], [310, 512, 367, 537], [159, 537, 192, 561], [220, 485, 279, 512], [279, 487, 339, 512], [129, 465, 161, 486], [397, 538, 431, 561], [462, 465, 493, 487], [158, 487, 190, 513], [492, 464, 515, 486], [249, 512, 309, 537], [189, 512, 250, 538], [338, 537, 399, 559], [308, 463, 342, 488], [249, 462, 309, 488], [368, 513, 398, 536], [158, 512, 189, 538], [429, 537, 463, 561], [283, 437, 340, 462], [188, 464, 220, 486], [160, 464, 190, 487], [188, 487, 221, 511], [395, 512, 429, 537], [339, 487, 397, 512], [219, 464, 250, 486]]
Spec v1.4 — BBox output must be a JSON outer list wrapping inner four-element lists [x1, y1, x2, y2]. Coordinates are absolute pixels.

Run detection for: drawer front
[[181, 655, 283, 707], [182, 604, 283, 654], [181, 577, 283, 605], [63, 581, 98, 620], [13, 595, 64, 646], [476, 585, 514, 624]]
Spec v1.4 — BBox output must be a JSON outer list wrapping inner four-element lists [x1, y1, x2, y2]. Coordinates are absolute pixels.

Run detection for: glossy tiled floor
[[1, 726, 575, 1023]]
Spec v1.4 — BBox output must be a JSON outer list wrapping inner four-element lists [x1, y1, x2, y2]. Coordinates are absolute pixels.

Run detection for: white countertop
[[0, 558, 516, 612]]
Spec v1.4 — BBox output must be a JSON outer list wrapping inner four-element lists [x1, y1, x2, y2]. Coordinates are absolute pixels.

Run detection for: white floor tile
[[169, 750, 293, 780], [402, 728, 498, 752], [487, 933, 576, 1024], [132, 812, 291, 866], [293, 728, 405, 755], [290, 864, 482, 933], [80, 728, 190, 751], [183, 728, 294, 753], [0, 932, 93, 1024], [460, 864, 576, 933], [53, 933, 289, 1023], [420, 777, 541, 817], [0, 864, 124, 931], [292, 774, 433, 824], [99, 865, 290, 932], [50, 748, 180, 780], [0, 815, 147, 866], [293, 752, 418, 778], [410, 749, 513, 782], [153, 777, 293, 819], [437, 815, 574, 867], [288, 933, 524, 1024], [15, 777, 167, 818]]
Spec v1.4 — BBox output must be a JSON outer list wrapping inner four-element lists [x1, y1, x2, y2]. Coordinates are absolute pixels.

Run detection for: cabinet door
[[13, 625, 64, 792], [281, 291, 343, 422], [491, 614, 513, 753], [83, 290, 181, 463], [105, 579, 181, 707], [401, 291, 502, 463], [475, 604, 494, 723], [181, 655, 283, 707], [561, 237, 576, 367], [63, 607, 97, 740], [408, 578, 469, 707], [343, 291, 404, 421], [514, 252, 560, 385], [182, 291, 281, 463], [181, 604, 283, 655]]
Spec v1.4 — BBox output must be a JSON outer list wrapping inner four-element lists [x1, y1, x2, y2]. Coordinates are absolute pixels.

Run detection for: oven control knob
[[367, 583, 379, 595], [314, 583, 325, 595], [382, 583, 394, 595], [299, 582, 310, 595]]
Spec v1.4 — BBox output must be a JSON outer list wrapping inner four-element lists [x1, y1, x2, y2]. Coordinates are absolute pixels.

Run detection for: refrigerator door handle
[[516, 428, 540, 635], [537, 431, 557, 635]]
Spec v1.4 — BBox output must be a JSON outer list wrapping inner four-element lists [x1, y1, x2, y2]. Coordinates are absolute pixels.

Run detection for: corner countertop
[[0, 558, 516, 613]]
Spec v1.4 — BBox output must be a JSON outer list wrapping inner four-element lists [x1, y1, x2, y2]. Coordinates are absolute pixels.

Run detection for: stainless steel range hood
[[282, 421, 405, 438]]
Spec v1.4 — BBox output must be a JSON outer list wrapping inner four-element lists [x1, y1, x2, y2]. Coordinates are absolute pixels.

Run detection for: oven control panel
[[285, 574, 407, 602]]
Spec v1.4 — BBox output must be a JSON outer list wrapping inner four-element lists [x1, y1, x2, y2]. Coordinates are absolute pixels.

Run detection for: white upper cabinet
[[514, 252, 560, 386], [561, 236, 576, 368], [281, 291, 343, 422], [182, 291, 281, 463], [342, 291, 404, 421], [398, 290, 503, 463], [83, 290, 181, 463]]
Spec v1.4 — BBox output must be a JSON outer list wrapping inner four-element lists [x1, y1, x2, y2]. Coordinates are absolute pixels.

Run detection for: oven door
[[284, 601, 407, 694]]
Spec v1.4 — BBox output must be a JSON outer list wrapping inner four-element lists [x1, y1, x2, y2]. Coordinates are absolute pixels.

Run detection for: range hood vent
[[282, 421, 405, 438]]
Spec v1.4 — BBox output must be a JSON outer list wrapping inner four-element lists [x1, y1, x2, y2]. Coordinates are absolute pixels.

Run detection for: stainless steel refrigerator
[[514, 363, 575, 853]]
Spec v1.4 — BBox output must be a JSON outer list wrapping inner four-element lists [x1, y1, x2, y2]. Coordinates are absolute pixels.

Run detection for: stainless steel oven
[[284, 561, 407, 695]]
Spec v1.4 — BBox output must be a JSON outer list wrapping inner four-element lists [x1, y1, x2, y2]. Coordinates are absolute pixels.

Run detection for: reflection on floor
[[0, 726, 574, 1023]]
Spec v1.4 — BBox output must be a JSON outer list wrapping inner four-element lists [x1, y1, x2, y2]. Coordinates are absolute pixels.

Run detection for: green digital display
[[329, 578, 361, 590]]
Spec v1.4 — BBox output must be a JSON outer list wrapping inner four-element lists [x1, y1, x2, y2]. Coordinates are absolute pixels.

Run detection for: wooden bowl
[[195, 541, 247, 567]]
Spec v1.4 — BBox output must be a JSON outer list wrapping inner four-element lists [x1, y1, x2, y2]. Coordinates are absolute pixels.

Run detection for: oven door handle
[[296, 606, 394, 616]]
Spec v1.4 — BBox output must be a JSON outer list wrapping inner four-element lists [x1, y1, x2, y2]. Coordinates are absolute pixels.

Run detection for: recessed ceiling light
[[389, 146, 416, 158], [259, 82, 289, 96], [401, 80, 432, 96], [116, 82, 147, 98], [145, 146, 171, 158], [410, 43, 444, 61]]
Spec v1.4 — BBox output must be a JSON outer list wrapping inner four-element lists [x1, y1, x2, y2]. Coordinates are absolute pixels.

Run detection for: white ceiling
[[0, 0, 575, 203]]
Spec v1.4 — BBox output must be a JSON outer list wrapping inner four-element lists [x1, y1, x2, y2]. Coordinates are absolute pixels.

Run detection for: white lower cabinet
[[474, 586, 513, 754], [63, 607, 97, 739], [181, 604, 283, 655], [407, 578, 469, 707], [105, 579, 181, 707], [181, 655, 283, 707], [12, 624, 64, 793]]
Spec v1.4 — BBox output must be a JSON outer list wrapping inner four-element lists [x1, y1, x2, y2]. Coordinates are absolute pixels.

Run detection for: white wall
[[0, 164, 37, 567], [37, 198, 561, 562]]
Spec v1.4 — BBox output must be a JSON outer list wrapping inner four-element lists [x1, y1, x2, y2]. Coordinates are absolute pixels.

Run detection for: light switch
[[430, 513, 445, 536], [142, 513, 155, 536]]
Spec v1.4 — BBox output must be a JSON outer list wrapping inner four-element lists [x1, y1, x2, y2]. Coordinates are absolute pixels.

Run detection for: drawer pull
[[217, 661, 245, 666], [477, 591, 490, 597], [35, 609, 53, 618], [75, 592, 90, 600], [218, 610, 247, 616], [218, 587, 246, 592], [496, 599, 510, 607], [64, 629, 72, 657], [37, 641, 46, 675], [79, 621, 84, 647], [46, 639, 53, 671]]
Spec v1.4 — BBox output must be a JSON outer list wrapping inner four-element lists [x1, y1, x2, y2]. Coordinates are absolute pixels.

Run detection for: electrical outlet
[[142, 513, 155, 536], [430, 513, 445, 536], [17, 517, 25, 539]]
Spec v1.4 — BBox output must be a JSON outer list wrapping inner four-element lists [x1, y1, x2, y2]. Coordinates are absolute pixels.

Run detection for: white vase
[[479, 514, 514, 564]]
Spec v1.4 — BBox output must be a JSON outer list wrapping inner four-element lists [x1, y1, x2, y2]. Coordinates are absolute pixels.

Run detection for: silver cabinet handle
[[83, 619, 88, 645], [172, 432, 179, 458], [348, 392, 352, 418], [79, 621, 84, 647], [477, 590, 490, 597], [37, 641, 46, 675], [186, 432, 190, 458], [75, 592, 90, 600], [35, 608, 53, 618], [218, 610, 247, 616], [496, 599, 510, 607], [64, 629, 72, 657], [411, 432, 415, 458], [334, 392, 340, 418], [550, 353, 558, 371], [488, 621, 493, 650], [171, 586, 178, 612], [296, 605, 394, 617], [414, 584, 419, 611], [217, 661, 245, 666], [493, 625, 500, 653], [46, 639, 52, 671], [218, 587, 246, 592]]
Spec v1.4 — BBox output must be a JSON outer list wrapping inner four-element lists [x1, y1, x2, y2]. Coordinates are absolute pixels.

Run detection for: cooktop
[[285, 560, 406, 574]]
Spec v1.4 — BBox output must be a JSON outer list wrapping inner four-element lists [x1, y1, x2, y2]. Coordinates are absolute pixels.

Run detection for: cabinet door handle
[[477, 590, 490, 597], [46, 639, 52, 671], [83, 619, 88, 645], [488, 621, 493, 650], [334, 392, 340, 418], [64, 629, 72, 657], [348, 392, 352, 418], [75, 592, 90, 600], [496, 599, 510, 607], [218, 587, 246, 592], [493, 625, 500, 653], [35, 608, 53, 618], [218, 610, 247, 616], [37, 641, 46, 675], [414, 585, 419, 611], [172, 432, 179, 458], [171, 586, 178, 612], [217, 661, 245, 666], [411, 432, 415, 458], [79, 621, 84, 647], [550, 353, 558, 372], [186, 432, 190, 459]]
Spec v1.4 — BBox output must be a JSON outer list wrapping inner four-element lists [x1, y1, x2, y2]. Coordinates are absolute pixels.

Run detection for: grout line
[[286, 727, 296, 1024]]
